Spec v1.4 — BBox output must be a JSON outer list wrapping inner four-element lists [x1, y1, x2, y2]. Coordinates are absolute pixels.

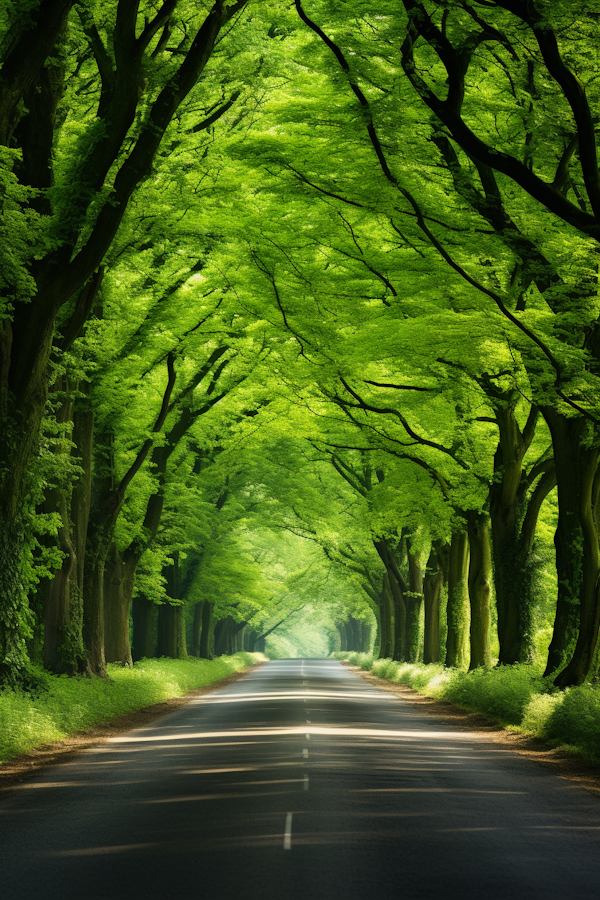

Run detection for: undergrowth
[[0, 653, 265, 764], [333, 652, 600, 764]]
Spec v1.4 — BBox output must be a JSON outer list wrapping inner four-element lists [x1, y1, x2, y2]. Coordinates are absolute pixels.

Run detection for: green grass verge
[[0, 653, 266, 765], [333, 651, 600, 764]]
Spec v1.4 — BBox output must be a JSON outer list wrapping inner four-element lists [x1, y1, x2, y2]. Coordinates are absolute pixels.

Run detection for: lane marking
[[306, 719, 311, 724], [304, 775, 309, 791], [284, 812, 293, 850], [303, 748, 309, 758], [305, 733, 310, 740]]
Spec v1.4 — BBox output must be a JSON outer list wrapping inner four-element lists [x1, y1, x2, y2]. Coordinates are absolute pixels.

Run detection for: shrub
[[443, 665, 548, 725], [543, 684, 600, 762]]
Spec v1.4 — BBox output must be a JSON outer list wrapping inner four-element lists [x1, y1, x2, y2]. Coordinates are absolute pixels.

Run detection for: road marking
[[304, 775, 309, 791], [305, 733, 310, 740], [306, 719, 311, 724], [303, 748, 309, 758], [284, 813, 293, 850]]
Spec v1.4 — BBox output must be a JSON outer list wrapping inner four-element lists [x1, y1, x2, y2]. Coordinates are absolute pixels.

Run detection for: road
[[2, 659, 600, 900]]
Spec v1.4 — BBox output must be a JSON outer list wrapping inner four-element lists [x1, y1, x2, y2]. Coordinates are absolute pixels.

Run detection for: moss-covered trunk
[[446, 530, 470, 668], [467, 513, 492, 670], [104, 543, 136, 667], [406, 544, 424, 663]]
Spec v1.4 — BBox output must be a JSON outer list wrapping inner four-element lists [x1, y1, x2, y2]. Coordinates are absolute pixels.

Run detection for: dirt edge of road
[[0, 663, 264, 796], [346, 663, 600, 798]]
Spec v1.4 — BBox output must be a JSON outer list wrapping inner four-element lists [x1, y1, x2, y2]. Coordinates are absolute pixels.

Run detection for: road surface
[[2, 659, 600, 900]]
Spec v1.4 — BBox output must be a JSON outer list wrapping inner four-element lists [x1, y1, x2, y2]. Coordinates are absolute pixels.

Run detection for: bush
[[0, 653, 265, 764], [443, 665, 549, 725], [543, 684, 600, 762], [358, 656, 600, 763]]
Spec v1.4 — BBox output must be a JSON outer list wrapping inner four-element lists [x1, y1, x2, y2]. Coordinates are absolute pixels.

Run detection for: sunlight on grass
[[0, 653, 265, 764], [335, 653, 600, 763]]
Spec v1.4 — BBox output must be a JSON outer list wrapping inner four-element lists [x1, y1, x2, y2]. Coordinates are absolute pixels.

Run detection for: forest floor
[[344, 662, 600, 798], [0, 662, 263, 796]]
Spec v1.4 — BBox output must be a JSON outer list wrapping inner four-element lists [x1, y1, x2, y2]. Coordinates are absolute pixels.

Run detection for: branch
[[191, 90, 240, 132], [364, 380, 431, 392], [117, 352, 177, 498], [339, 377, 468, 468]]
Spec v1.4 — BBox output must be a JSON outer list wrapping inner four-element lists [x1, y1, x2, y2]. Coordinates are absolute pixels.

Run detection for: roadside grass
[[332, 652, 600, 764], [0, 653, 265, 764]]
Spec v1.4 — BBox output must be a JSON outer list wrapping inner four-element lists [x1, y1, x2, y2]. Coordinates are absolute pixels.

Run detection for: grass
[[334, 652, 600, 764], [0, 653, 265, 764]]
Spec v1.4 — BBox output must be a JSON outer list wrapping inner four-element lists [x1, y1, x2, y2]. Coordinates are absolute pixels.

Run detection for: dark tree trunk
[[543, 410, 590, 678], [191, 603, 203, 656], [467, 513, 492, 670], [157, 604, 186, 658], [157, 552, 186, 659], [543, 407, 600, 687], [489, 406, 535, 664], [67, 402, 93, 668], [199, 601, 214, 659], [43, 489, 77, 673], [214, 616, 243, 656], [445, 530, 470, 668], [423, 543, 446, 664], [83, 553, 107, 677], [132, 596, 156, 661]]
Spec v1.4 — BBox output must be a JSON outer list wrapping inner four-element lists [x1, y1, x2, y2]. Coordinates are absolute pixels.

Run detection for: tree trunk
[[390, 572, 407, 662], [83, 552, 107, 677], [445, 530, 470, 668], [104, 543, 136, 667], [157, 604, 186, 658], [67, 402, 93, 669], [406, 544, 424, 663], [199, 601, 214, 659], [467, 513, 492, 670], [0, 515, 35, 688], [553, 439, 600, 687], [379, 573, 395, 657], [423, 544, 446, 664], [489, 404, 539, 665], [43, 490, 77, 673], [191, 603, 203, 656], [132, 596, 156, 661], [543, 409, 589, 678]]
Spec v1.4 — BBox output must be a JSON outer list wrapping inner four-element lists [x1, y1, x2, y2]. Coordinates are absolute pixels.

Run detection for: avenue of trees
[[1, 0, 599, 689]]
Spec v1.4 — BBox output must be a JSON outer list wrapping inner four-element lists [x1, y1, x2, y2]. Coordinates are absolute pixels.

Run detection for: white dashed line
[[284, 812, 293, 850], [303, 748, 309, 758], [305, 733, 310, 740], [304, 775, 309, 791]]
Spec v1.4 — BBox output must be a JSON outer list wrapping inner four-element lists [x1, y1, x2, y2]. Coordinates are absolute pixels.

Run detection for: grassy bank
[[0, 653, 265, 764], [333, 652, 600, 764]]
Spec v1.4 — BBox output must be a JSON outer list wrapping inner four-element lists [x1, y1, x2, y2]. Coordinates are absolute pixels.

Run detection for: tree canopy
[[1, 0, 599, 688]]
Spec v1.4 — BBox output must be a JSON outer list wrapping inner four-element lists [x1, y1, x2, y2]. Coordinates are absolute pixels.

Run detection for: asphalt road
[[2, 659, 600, 900]]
